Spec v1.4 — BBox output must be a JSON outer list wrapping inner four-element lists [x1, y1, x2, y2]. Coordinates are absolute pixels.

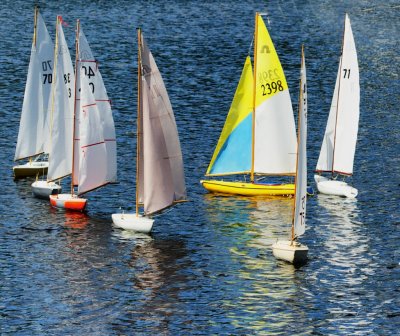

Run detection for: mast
[[136, 28, 143, 217], [71, 19, 80, 196], [33, 6, 38, 49], [291, 45, 304, 242], [331, 13, 347, 177], [250, 12, 259, 183], [47, 16, 60, 181]]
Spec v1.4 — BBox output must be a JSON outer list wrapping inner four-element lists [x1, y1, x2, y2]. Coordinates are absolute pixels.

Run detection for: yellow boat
[[201, 13, 298, 197], [201, 180, 295, 196]]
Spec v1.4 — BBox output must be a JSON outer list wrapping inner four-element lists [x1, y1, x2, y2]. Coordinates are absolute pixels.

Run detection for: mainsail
[[15, 10, 54, 161], [77, 68, 108, 195], [139, 33, 186, 215], [47, 17, 75, 182], [253, 15, 297, 175], [73, 24, 117, 186], [316, 14, 359, 175], [294, 48, 307, 239]]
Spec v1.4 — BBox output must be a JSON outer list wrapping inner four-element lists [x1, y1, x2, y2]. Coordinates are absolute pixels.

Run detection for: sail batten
[[316, 14, 359, 175]]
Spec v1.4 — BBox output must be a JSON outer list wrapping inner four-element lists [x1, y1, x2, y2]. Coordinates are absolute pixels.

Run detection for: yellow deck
[[200, 180, 295, 196]]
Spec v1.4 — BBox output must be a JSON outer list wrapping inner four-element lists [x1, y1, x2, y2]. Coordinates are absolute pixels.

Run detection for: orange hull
[[49, 194, 87, 211]]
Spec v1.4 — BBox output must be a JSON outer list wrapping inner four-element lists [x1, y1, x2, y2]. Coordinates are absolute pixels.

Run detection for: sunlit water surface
[[1, 0, 399, 334]]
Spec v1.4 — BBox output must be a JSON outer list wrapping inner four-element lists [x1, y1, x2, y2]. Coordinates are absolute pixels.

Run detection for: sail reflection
[[202, 194, 311, 333]]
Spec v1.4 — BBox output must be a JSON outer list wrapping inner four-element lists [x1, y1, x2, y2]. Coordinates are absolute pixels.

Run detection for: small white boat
[[31, 180, 61, 199], [315, 14, 360, 197], [13, 7, 54, 179], [112, 29, 187, 233], [273, 46, 308, 265]]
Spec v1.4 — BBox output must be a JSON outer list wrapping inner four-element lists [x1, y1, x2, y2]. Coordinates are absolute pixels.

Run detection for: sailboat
[[14, 7, 55, 180], [272, 46, 308, 264], [49, 19, 117, 211], [200, 12, 297, 196], [112, 29, 187, 233], [314, 14, 359, 198]]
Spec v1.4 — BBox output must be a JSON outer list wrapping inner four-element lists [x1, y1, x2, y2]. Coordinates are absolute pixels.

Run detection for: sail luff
[[136, 28, 143, 217], [71, 19, 80, 195], [250, 12, 259, 183], [331, 14, 347, 176], [293, 46, 307, 239]]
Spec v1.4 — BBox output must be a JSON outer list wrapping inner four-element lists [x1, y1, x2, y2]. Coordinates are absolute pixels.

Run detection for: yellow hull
[[200, 180, 295, 196]]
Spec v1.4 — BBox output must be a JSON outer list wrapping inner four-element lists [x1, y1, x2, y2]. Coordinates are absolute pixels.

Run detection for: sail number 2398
[[261, 80, 283, 96]]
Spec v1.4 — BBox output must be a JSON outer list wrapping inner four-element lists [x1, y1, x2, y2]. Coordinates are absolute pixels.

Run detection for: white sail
[[139, 34, 186, 215], [73, 26, 117, 185], [15, 11, 54, 161], [77, 69, 108, 195], [253, 15, 297, 175], [47, 18, 75, 181], [316, 14, 359, 175], [294, 49, 307, 238]]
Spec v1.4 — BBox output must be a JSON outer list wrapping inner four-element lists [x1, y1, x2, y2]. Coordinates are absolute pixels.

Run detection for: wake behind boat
[[201, 12, 297, 196], [314, 14, 360, 198]]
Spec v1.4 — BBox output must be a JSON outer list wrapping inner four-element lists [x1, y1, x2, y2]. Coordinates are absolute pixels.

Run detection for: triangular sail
[[73, 25, 117, 186], [77, 68, 108, 195], [316, 14, 359, 175], [15, 10, 54, 161], [206, 56, 253, 176], [253, 14, 297, 175], [294, 48, 307, 239], [139, 33, 186, 215], [47, 17, 75, 182]]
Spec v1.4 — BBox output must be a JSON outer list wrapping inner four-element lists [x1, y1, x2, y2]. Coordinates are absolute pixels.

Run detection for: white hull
[[13, 161, 49, 178], [31, 180, 61, 199], [314, 175, 358, 198], [272, 240, 308, 264], [112, 213, 154, 233]]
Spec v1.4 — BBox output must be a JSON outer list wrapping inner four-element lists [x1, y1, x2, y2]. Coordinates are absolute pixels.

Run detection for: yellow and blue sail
[[206, 56, 254, 176]]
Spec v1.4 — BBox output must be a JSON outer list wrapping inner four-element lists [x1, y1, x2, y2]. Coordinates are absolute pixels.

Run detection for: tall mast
[[71, 19, 80, 196], [331, 13, 347, 176], [33, 6, 38, 48], [250, 12, 259, 183], [47, 16, 60, 181], [291, 45, 305, 242], [136, 28, 143, 217]]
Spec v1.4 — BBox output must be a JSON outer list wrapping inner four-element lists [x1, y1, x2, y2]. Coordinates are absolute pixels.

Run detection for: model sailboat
[[112, 29, 187, 233], [314, 14, 359, 198], [14, 7, 54, 179], [50, 20, 117, 211], [200, 12, 297, 196], [273, 46, 308, 264]]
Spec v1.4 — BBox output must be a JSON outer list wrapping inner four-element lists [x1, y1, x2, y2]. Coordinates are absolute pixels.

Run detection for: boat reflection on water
[[63, 211, 90, 229], [202, 194, 311, 333]]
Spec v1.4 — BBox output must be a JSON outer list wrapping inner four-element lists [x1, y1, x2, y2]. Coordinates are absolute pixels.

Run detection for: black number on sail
[[261, 80, 284, 96], [43, 73, 52, 84], [42, 60, 52, 72], [343, 68, 351, 79], [82, 65, 96, 79], [89, 82, 95, 93]]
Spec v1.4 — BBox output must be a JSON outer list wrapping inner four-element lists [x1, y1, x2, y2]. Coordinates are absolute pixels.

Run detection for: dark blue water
[[1, 1, 399, 334]]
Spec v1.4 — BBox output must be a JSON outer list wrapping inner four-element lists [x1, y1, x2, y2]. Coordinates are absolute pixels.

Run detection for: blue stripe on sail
[[209, 113, 252, 174]]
